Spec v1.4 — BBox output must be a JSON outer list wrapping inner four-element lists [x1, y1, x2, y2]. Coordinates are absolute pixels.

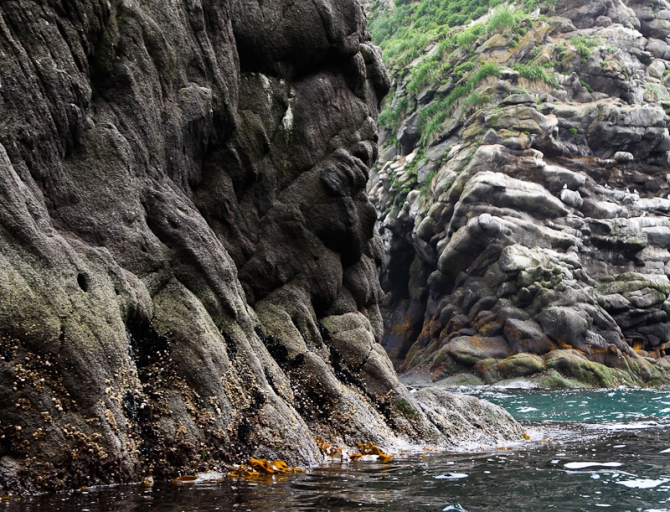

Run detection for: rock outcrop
[[0, 0, 523, 494], [370, 0, 670, 386]]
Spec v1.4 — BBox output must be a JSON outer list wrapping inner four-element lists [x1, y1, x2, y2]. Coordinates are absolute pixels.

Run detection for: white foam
[[435, 473, 469, 480], [604, 421, 660, 431], [617, 478, 670, 489], [517, 406, 538, 413], [192, 471, 225, 482], [564, 462, 623, 469], [491, 380, 538, 390]]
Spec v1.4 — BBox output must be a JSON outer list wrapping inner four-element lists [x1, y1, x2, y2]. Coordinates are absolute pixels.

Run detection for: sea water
[[5, 387, 670, 511]]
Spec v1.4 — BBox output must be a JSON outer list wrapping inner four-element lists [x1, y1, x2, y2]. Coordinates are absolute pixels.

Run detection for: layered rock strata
[[371, 0, 670, 386], [0, 0, 522, 494]]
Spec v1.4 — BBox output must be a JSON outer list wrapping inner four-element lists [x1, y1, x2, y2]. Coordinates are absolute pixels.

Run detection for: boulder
[[494, 353, 546, 378], [446, 336, 514, 366], [538, 307, 590, 351], [504, 318, 553, 354], [545, 350, 636, 387]]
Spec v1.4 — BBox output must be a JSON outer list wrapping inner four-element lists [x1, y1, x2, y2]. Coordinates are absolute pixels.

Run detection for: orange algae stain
[[357, 442, 383, 456], [326, 447, 344, 457], [319, 438, 398, 464]]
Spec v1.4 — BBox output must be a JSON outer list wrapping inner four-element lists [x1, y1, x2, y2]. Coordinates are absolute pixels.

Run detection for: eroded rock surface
[[0, 0, 522, 494], [370, 0, 670, 386]]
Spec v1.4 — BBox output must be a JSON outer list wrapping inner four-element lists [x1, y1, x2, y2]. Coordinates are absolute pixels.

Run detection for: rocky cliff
[[0, 0, 522, 494], [370, 0, 670, 386]]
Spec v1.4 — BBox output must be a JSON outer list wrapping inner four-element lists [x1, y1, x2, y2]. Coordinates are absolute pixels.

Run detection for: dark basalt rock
[[0, 0, 522, 494]]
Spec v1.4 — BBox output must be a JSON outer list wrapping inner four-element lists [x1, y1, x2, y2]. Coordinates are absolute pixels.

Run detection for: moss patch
[[546, 350, 638, 387], [395, 398, 421, 421], [494, 353, 545, 379]]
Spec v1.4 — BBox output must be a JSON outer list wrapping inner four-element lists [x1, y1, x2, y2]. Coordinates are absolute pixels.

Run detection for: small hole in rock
[[77, 274, 89, 292]]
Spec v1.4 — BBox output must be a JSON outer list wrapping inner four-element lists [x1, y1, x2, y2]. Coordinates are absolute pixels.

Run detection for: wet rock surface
[[370, 0, 670, 387], [0, 0, 522, 494]]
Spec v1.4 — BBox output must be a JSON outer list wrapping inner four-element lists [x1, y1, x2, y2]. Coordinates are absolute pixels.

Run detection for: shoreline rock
[[0, 0, 525, 494]]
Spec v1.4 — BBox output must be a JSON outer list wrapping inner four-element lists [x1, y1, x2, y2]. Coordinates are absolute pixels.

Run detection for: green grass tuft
[[512, 64, 560, 88]]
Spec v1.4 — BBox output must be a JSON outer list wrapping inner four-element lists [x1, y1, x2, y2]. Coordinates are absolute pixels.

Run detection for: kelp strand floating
[[228, 459, 306, 478]]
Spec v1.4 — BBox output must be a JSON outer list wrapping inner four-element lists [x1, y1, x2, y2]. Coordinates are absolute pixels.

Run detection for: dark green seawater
[[5, 388, 670, 511]]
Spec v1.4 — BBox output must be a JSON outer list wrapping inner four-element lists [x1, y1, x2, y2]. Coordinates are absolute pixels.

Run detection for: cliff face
[[370, 0, 670, 386], [0, 0, 521, 494]]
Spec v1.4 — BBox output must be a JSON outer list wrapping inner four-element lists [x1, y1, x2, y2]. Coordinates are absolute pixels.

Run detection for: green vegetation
[[369, 0, 491, 50], [395, 398, 421, 421], [646, 83, 670, 100], [453, 61, 475, 78], [579, 78, 593, 93], [372, 0, 568, 154], [370, 2, 534, 69], [419, 63, 501, 141], [405, 147, 426, 178], [487, 4, 523, 34], [420, 170, 438, 196], [512, 64, 560, 88], [457, 23, 485, 48], [570, 36, 600, 63], [378, 95, 410, 135]]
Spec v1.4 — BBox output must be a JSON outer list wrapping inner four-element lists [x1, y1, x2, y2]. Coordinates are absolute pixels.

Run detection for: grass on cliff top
[[369, 0, 555, 66], [371, 0, 559, 140]]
